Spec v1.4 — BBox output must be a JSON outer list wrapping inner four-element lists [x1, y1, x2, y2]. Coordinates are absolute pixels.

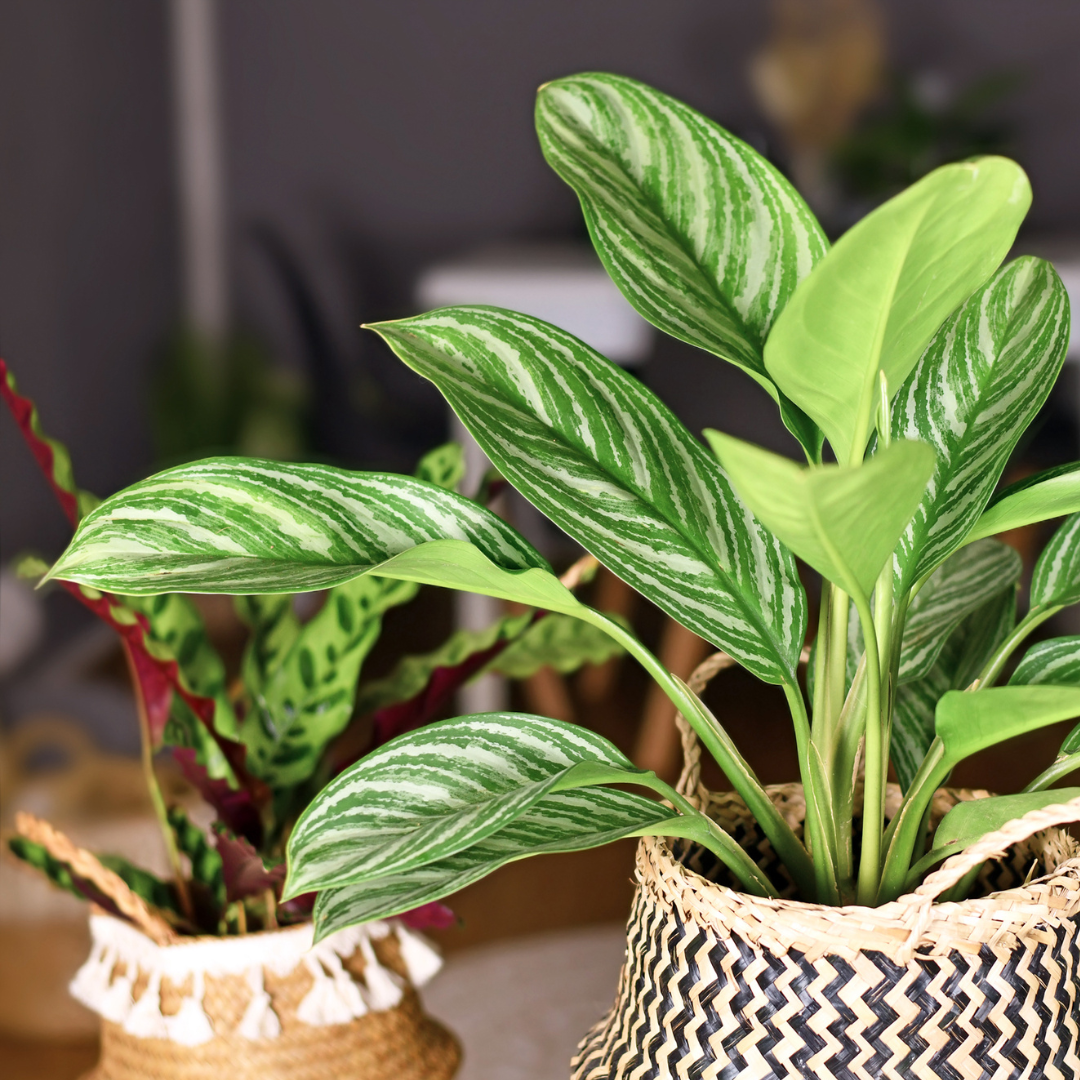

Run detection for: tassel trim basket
[[574, 654, 1080, 1080], [70, 911, 459, 1080]]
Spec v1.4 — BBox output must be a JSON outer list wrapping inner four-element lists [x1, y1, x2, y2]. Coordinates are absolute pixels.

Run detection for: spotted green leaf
[[414, 441, 466, 492], [898, 540, 1021, 683], [47, 457, 548, 595], [369, 307, 807, 686], [968, 463, 1080, 544], [891, 258, 1071, 588], [535, 72, 828, 457], [706, 432, 934, 604], [487, 613, 626, 679], [766, 158, 1031, 464], [312, 787, 678, 937]]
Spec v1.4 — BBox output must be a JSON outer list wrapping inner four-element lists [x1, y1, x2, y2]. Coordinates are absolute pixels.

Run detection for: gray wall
[[3, 0, 1080, 559]]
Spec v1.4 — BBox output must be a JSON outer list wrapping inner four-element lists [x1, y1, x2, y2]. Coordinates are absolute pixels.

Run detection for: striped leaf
[[47, 457, 548, 595], [285, 714, 650, 897], [891, 258, 1071, 588], [313, 787, 677, 937], [766, 158, 1031, 465], [535, 73, 828, 457], [1031, 513, 1080, 609], [1011, 637, 1080, 688], [898, 540, 1021, 683], [892, 586, 1015, 791], [368, 307, 807, 686], [968, 462, 1080, 544]]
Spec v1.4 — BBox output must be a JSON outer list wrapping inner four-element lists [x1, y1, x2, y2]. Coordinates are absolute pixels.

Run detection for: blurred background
[[2, 2, 1079, 1076]]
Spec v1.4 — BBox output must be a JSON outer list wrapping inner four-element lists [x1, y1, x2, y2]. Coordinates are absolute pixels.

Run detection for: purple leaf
[[172, 748, 264, 847], [212, 825, 285, 902], [398, 902, 457, 931]]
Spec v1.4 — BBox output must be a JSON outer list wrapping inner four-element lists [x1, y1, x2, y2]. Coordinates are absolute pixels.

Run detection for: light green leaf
[[487, 613, 626, 679], [898, 540, 1021, 683], [1031, 513, 1080, 609], [47, 457, 548, 595], [967, 463, 1080, 544], [766, 158, 1031, 464], [891, 585, 1015, 791], [535, 72, 828, 457], [414, 441, 465, 492], [891, 258, 1071, 587], [285, 713, 650, 896], [312, 787, 677, 937], [370, 307, 806, 686], [235, 594, 301, 692], [705, 432, 934, 603], [907, 788, 1080, 883], [1010, 637, 1080, 689]]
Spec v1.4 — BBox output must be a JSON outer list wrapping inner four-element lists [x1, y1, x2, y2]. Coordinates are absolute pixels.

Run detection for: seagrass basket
[[574, 654, 1080, 1080], [71, 910, 460, 1080]]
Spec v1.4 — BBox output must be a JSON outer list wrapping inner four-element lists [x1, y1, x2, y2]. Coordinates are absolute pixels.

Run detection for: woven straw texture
[[83, 930, 460, 1080], [573, 654, 1080, 1080]]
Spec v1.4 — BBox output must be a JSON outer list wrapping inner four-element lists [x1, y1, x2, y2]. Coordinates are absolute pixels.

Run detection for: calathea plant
[[2, 359, 619, 934], [45, 73, 1080, 932]]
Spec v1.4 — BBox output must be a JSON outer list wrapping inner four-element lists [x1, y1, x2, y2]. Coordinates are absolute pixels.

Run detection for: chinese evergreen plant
[[3, 361, 619, 933], [44, 74, 1080, 935]]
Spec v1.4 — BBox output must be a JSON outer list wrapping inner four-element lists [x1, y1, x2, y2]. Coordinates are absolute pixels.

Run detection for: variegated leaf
[[535, 72, 828, 457], [898, 539, 1021, 683], [1031, 513, 1080, 609], [891, 258, 1070, 588], [312, 787, 676, 937], [968, 462, 1080, 543], [48, 457, 547, 595], [285, 714, 648, 897], [1011, 637, 1080, 687], [892, 586, 1015, 791], [368, 307, 807, 686]]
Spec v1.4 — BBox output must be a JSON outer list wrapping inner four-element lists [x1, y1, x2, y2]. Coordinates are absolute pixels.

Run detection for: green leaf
[[1031, 513, 1080, 609], [967, 463, 1080, 544], [766, 158, 1031, 464], [285, 713, 651, 897], [907, 788, 1080, 883], [236, 594, 302, 691], [240, 575, 418, 786], [47, 457, 548, 595], [7, 837, 93, 903], [898, 540, 1022, 683], [168, 807, 225, 910], [891, 585, 1015, 791], [97, 854, 181, 916], [312, 787, 678, 937], [535, 72, 828, 457], [890, 258, 1071, 587], [1010, 637, 1080, 689], [487, 613, 626, 679], [414, 441, 465, 492], [369, 307, 807, 685], [705, 432, 934, 603]]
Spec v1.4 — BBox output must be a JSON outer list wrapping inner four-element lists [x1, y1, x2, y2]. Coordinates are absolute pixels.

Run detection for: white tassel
[[357, 936, 404, 1010], [296, 954, 366, 1026], [70, 944, 120, 1016], [164, 970, 215, 1046], [394, 924, 443, 987], [238, 965, 281, 1041], [123, 970, 169, 1039]]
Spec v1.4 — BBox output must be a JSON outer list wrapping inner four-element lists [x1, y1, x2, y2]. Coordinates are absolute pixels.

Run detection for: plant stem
[[264, 887, 279, 929], [1024, 754, 1080, 792], [975, 605, 1061, 688], [124, 645, 195, 923], [853, 591, 884, 905]]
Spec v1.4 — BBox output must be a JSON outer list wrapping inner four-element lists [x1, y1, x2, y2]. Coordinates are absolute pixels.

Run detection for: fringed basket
[[574, 654, 1080, 1080], [71, 911, 460, 1080]]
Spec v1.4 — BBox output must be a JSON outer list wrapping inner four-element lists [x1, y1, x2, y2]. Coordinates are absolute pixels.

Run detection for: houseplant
[[45, 73, 1080, 1077], [1, 360, 619, 1078]]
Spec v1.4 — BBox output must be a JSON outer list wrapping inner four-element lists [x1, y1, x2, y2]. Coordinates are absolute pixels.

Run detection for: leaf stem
[[853, 590, 884, 905], [1024, 753, 1080, 792], [975, 604, 1061, 688]]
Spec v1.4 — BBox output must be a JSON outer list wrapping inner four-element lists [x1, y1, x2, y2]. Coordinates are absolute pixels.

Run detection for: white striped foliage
[[766, 158, 1031, 465], [47, 457, 547, 595], [892, 586, 1015, 792], [968, 462, 1080, 544], [312, 787, 677, 938], [368, 307, 807, 686], [535, 72, 828, 458], [1010, 637, 1080, 689], [1031, 513, 1080, 609], [285, 714, 652, 897], [897, 539, 1021, 683], [891, 258, 1071, 589]]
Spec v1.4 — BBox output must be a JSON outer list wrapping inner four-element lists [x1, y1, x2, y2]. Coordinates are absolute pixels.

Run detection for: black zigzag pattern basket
[[573, 655, 1080, 1080]]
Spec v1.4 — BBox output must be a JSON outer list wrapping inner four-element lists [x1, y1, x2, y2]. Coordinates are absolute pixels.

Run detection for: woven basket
[[574, 654, 1080, 1080], [72, 911, 460, 1080]]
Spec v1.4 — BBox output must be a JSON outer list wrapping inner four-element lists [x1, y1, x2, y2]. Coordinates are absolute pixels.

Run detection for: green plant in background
[[44, 72, 1080, 932], [3, 363, 620, 934]]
